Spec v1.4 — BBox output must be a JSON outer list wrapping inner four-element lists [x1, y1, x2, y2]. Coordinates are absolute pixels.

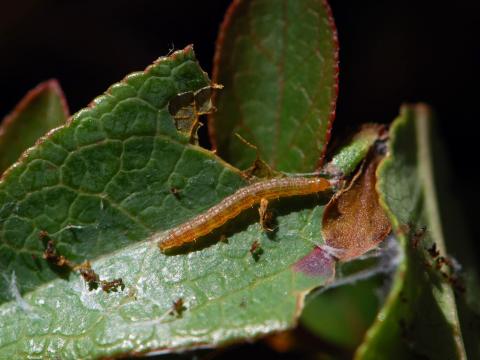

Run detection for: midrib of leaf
[[356, 105, 465, 359], [415, 107, 446, 254], [414, 106, 464, 354]]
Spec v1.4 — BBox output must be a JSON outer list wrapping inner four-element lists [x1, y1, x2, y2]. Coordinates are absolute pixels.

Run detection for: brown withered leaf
[[322, 153, 391, 261]]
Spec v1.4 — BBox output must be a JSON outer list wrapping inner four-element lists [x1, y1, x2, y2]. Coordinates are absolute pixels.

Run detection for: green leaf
[[302, 276, 383, 350], [356, 105, 466, 359], [210, 0, 339, 172], [324, 124, 385, 177], [0, 80, 69, 174], [0, 47, 335, 359], [0, 46, 213, 300]]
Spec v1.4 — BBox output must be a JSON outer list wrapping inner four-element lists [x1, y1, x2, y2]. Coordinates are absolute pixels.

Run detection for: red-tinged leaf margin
[[0, 79, 69, 176], [0, 79, 69, 139], [317, 0, 340, 168], [0, 79, 70, 181], [209, 0, 340, 169]]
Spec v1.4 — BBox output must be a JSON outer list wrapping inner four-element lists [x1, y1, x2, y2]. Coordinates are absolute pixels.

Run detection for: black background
[[0, 0, 478, 351], [0, 1, 479, 358]]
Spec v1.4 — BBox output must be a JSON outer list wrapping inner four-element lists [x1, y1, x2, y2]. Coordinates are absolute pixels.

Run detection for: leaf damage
[[168, 84, 223, 144], [322, 152, 392, 261], [40, 230, 126, 294]]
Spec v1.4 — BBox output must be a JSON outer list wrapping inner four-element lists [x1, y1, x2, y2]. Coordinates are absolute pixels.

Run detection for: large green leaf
[[0, 47, 335, 359], [0, 46, 213, 300], [356, 105, 467, 359], [210, 0, 339, 172], [0, 80, 69, 174]]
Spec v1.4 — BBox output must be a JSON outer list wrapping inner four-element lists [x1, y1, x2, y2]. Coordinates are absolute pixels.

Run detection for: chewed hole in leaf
[[168, 85, 221, 143]]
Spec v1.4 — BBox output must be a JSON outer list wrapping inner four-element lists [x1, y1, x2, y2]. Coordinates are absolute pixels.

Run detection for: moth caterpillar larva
[[158, 177, 332, 251]]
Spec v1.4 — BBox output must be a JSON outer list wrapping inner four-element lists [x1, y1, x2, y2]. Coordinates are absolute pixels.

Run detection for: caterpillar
[[158, 177, 332, 251]]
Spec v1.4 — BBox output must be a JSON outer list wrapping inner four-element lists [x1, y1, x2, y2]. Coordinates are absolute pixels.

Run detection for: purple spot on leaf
[[293, 246, 336, 278]]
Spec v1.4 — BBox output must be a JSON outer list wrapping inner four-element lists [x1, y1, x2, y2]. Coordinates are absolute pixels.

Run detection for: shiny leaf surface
[[210, 0, 339, 172]]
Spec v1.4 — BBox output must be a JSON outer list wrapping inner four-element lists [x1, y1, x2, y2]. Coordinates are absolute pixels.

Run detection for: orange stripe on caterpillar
[[158, 177, 332, 251]]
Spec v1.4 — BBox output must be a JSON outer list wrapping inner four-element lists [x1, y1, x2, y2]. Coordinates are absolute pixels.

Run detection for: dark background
[[0, 1, 478, 354]]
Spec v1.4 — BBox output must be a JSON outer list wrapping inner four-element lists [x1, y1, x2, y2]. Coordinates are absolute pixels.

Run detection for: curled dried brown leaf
[[322, 153, 391, 261]]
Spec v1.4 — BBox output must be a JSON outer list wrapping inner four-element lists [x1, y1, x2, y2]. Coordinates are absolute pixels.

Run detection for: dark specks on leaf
[[40, 232, 127, 294], [170, 187, 181, 199], [427, 243, 440, 259], [411, 225, 427, 249], [422, 243, 465, 293], [75, 260, 125, 293], [41, 232, 72, 269], [101, 278, 125, 293], [250, 240, 263, 262], [76, 261, 100, 291], [170, 298, 186, 318], [43, 240, 69, 266], [39, 230, 49, 242]]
